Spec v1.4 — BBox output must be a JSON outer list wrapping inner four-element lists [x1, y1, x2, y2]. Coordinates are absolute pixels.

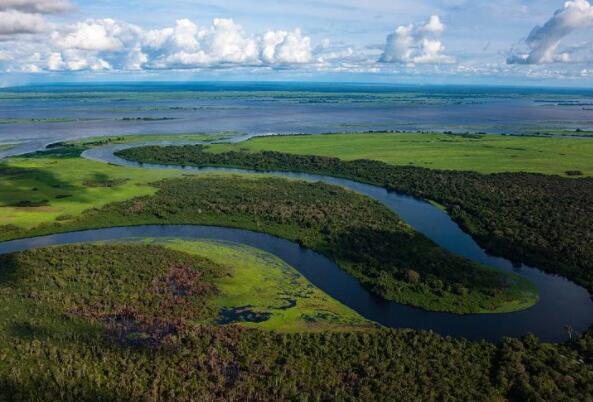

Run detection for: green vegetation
[[527, 128, 593, 138], [0, 166, 537, 313], [118, 144, 593, 297], [0, 244, 591, 401], [0, 151, 182, 229], [59, 131, 238, 148], [207, 132, 593, 176], [142, 238, 372, 332]]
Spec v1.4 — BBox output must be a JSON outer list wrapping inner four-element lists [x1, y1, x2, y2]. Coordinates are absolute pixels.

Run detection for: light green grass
[[117, 238, 372, 332], [208, 132, 593, 176], [0, 155, 183, 228]]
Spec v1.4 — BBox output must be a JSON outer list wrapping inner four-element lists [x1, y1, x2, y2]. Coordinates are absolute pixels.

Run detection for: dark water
[[71, 144, 593, 342], [2, 82, 593, 159]]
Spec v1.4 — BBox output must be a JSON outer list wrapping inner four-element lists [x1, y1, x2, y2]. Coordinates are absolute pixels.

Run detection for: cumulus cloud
[[35, 17, 313, 71], [0, 0, 74, 14], [508, 0, 593, 64], [144, 18, 311, 68], [379, 15, 455, 65], [0, 0, 74, 38], [0, 9, 47, 35], [260, 29, 311, 64], [52, 19, 138, 52]]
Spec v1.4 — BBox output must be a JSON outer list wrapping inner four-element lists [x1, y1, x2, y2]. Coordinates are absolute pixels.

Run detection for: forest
[[0, 174, 535, 313], [117, 145, 593, 295], [0, 244, 590, 401]]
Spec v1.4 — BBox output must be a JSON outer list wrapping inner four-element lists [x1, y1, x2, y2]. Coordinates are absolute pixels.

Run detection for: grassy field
[[0, 152, 182, 228], [148, 239, 371, 332], [208, 132, 593, 176]]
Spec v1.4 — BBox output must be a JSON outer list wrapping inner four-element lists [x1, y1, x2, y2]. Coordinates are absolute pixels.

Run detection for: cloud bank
[[379, 15, 455, 65], [0, 0, 74, 38], [508, 0, 593, 64], [2, 1, 592, 82], [0, 9, 47, 35], [0, 0, 73, 14], [1, 17, 313, 71]]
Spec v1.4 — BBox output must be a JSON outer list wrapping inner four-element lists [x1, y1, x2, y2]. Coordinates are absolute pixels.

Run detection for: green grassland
[[208, 132, 593, 176], [141, 238, 371, 332], [0, 152, 182, 228]]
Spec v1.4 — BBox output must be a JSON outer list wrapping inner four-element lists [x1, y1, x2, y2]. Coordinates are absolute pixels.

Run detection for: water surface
[[2, 82, 593, 159]]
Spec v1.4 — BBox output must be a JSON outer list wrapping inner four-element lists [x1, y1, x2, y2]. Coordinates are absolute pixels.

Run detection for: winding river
[[2, 140, 592, 342]]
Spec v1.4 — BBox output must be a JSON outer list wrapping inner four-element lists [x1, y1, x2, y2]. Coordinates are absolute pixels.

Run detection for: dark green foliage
[[9, 199, 50, 207], [22, 144, 86, 159], [117, 145, 593, 294], [83, 173, 129, 188], [494, 335, 593, 401], [0, 245, 591, 401], [39, 175, 532, 313], [566, 170, 583, 176]]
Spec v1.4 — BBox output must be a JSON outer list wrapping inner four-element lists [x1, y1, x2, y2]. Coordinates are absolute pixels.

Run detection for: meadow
[[208, 132, 593, 176], [0, 151, 180, 229]]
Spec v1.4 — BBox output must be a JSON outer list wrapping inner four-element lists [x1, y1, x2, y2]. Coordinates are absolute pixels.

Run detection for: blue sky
[[1, 0, 593, 86]]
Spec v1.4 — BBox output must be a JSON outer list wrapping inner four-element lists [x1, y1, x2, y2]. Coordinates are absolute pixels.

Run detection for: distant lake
[[1, 82, 593, 157]]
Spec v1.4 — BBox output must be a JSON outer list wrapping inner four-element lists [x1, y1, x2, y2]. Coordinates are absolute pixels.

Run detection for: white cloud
[[39, 17, 313, 71], [0, 0, 73, 14], [0, 0, 74, 40], [0, 9, 47, 35], [47, 19, 146, 71], [0, 49, 13, 60], [260, 29, 311, 64], [508, 0, 593, 64], [379, 15, 455, 65], [145, 19, 310, 68], [52, 19, 137, 52]]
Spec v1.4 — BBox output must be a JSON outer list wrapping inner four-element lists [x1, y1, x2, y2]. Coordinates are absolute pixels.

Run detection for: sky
[[1, 0, 593, 86]]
